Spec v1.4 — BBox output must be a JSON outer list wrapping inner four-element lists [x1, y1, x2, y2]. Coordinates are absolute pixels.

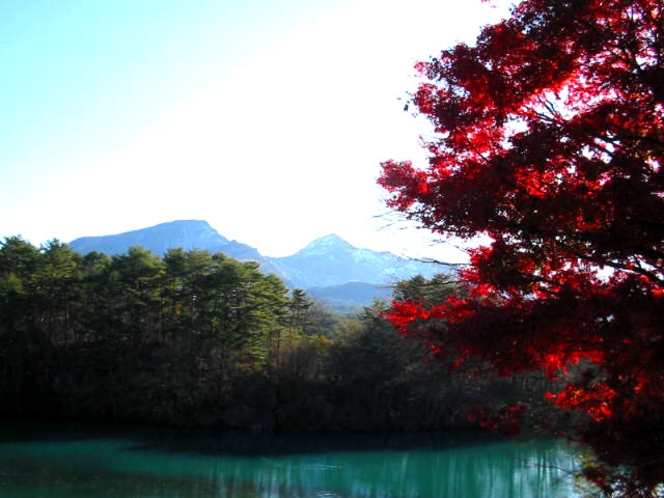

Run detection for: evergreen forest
[[0, 236, 561, 433]]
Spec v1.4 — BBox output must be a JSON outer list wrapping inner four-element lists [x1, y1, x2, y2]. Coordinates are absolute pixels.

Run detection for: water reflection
[[0, 422, 580, 497]]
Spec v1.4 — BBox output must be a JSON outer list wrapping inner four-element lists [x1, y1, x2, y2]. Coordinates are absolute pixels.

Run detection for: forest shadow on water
[[0, 418, 583, 498]]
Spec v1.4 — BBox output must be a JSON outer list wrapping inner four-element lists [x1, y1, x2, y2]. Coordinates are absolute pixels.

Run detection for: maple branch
[[613, 134, 664, 148], [603, 259, 664, 285]]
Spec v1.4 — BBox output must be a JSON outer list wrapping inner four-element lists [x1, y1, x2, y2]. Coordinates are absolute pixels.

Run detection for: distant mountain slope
[[306, 282, 393, 314], [68, 220, 453, 310]]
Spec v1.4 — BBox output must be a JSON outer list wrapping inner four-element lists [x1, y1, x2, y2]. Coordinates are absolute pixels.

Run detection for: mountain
[[69, 220, 289, 284], [69, 220, 453, 311], [69, 220, 259, 260], [271, 233, 444, 288]]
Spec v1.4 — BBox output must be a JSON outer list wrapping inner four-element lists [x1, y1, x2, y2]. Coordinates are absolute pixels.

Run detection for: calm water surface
[[0, 420, 582, 497]]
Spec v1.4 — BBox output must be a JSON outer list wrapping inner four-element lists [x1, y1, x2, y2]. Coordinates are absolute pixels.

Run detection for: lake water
[[0, 420, 582, 497]]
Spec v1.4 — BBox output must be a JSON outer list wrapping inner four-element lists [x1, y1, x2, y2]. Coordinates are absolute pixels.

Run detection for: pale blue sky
[[1, 0, 510, 260]]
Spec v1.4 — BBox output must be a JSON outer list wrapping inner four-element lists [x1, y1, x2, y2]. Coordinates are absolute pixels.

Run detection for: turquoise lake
[[0, 420, 583, 497]]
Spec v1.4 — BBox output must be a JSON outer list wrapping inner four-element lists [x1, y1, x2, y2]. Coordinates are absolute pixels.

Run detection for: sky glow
[[0, 0, 512, 260]]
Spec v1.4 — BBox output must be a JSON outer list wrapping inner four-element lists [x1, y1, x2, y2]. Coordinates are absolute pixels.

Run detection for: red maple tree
[[379, 0, 664, 494]]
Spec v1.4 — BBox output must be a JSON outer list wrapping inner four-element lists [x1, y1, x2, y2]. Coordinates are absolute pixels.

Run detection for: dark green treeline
[[0, 237, 556, 432]]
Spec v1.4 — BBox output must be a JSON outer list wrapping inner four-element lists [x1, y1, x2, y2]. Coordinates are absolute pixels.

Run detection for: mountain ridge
[[68, 220, 452, 310]]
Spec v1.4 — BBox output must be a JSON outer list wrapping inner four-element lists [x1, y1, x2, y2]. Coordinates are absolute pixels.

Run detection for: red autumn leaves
[[379, 0, 664, 491]]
